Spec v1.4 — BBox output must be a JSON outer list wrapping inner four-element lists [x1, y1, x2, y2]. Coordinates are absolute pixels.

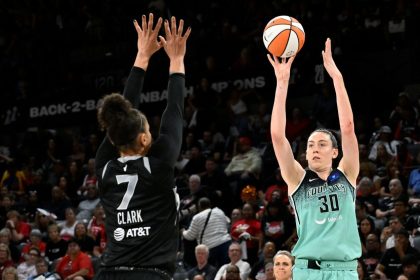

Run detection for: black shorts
[[93, 267, 172, 280]]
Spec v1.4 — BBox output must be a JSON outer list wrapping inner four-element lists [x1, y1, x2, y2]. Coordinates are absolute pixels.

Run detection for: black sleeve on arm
[[122, 66, 146, 108], [95, 67, 146, 171], [149, 73, 185, 166], [95, 137, 118, 173]]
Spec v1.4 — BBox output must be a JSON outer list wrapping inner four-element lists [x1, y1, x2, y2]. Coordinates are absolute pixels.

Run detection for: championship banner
[[0, 75, 268, 130]]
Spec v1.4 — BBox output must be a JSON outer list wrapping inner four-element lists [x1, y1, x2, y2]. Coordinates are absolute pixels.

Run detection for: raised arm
[[268, 55, 304, 193], [95, 13, 163, 170], [148, 17, 191, 165], [123, 13, 163, 107], [322, 38, 359, 186]]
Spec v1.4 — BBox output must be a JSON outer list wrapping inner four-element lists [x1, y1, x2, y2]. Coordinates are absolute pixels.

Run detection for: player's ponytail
[[98, 93, 146, 149]]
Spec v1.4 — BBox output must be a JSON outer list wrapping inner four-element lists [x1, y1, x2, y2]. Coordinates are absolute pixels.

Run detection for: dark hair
[[98, 93, 147, 150], [226, 264, 240, 273], [198, 197, 211, 210], [310, 129, 342, 167], [311, 128, 339, 148], [401, 254, 418, 266], [28, 247, 41, 257]]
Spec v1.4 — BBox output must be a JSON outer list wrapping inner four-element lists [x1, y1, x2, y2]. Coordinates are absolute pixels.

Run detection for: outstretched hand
[[322, 38, 342, 79], [267, 54, 295, 82], [133, 13, 163, 59], [160, 16, 191, 62]]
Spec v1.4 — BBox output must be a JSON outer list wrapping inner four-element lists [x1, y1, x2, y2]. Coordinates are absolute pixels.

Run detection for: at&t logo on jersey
[[113, 226, 151, 241], [114, 228, 125, 241]]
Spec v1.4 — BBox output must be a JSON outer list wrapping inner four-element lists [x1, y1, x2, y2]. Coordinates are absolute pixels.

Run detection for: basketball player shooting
[[268, 38, 361, 280]]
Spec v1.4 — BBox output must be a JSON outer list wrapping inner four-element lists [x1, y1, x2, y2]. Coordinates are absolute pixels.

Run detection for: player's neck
[[120, 149, 142, 157], [311, 167, 333, 181]]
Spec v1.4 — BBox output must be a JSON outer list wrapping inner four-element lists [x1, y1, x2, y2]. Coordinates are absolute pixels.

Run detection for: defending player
[[93, 14, 191, 280]]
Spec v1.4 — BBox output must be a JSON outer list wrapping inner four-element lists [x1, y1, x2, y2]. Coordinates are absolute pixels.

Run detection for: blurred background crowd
[[0, 0, 420, 279]]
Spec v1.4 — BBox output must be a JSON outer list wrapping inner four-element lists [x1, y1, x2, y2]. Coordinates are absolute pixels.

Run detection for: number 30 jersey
[[289, 168, 361, 261], [97, 155, 179, 270]]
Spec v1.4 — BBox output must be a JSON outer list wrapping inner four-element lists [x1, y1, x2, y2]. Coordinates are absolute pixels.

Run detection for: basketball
[[263, 15, 305, 58]]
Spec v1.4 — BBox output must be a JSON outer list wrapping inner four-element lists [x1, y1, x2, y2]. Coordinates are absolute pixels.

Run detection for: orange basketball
[[263, 15, 305, 58]]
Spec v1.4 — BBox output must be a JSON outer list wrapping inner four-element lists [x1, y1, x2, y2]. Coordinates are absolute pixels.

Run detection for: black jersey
[[95, 67, 185, 275]]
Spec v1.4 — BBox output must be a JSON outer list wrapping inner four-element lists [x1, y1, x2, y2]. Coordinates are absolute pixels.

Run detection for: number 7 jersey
[[97, 155, 179, 270], [289, 168, 361, 261]]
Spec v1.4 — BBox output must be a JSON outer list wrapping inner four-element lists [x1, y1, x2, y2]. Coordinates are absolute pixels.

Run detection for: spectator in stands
[[44, 186, 72, 220], [374, 228, 420, 280], [228, 87, 249, 137], [2, 266, 18, 280], [58, 207, 78, 241], [260, 200, 295, 252], [360, 233, 382, 278], [386, 158, 408, 190], [5, 210, 31, 244], [65, 160, 84, 201], [358, 143, 377, 181], [385, 216, 415, 249], [229, 208, 242, 231], [263, 262, 275, 280], [33, 208, 57, 239], [248, 241, 276, 280], [261, 168, 288, 207], [182, 197, 231, 268], [356, 258, 368, 280], [356, 199, 377, 229], [223, 264, 241, 280], [230, 202, 262, 266], [183, 145, 207, 177], [358, 217, 377, 255], [224, 136, 262, 208], [408, 153, 420, 198], [395, 141, 415, 180], [198, 130, 218, 158], [0, 228, 19, 263], [68, 140, 85, 166], [45, 223, 67, 264], [0, 161, 27, 196], [78, 158, 97, 199], [44, 160, 66, 190], [186, 244, 218, 280], [376, 179, 408, 221], [0, 243, 14, 276], [392, 199, 411, 226], [84, 134, 99, 162], [16, 247, 39, 280], [369, 125, 397, 158], [393, 254, 419, 280], [357, 177, 379, 216], [400, 253, 419, 280], [389, 92, 418, 137], [87, 203, 106, 257], [27, 258, 61, 280], [0, 194, 18, 229], [55, 238, 94, 280], [72, 223, 95, 256], [200, 157, 230, 213], [214, 242, 251, 280], [75, 184, 100, 222], [179, 174, 208, 228], [20, 229, 46, 261]]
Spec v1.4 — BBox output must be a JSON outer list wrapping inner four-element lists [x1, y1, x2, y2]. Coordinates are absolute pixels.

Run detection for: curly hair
[[97, 93, 147, 150]]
